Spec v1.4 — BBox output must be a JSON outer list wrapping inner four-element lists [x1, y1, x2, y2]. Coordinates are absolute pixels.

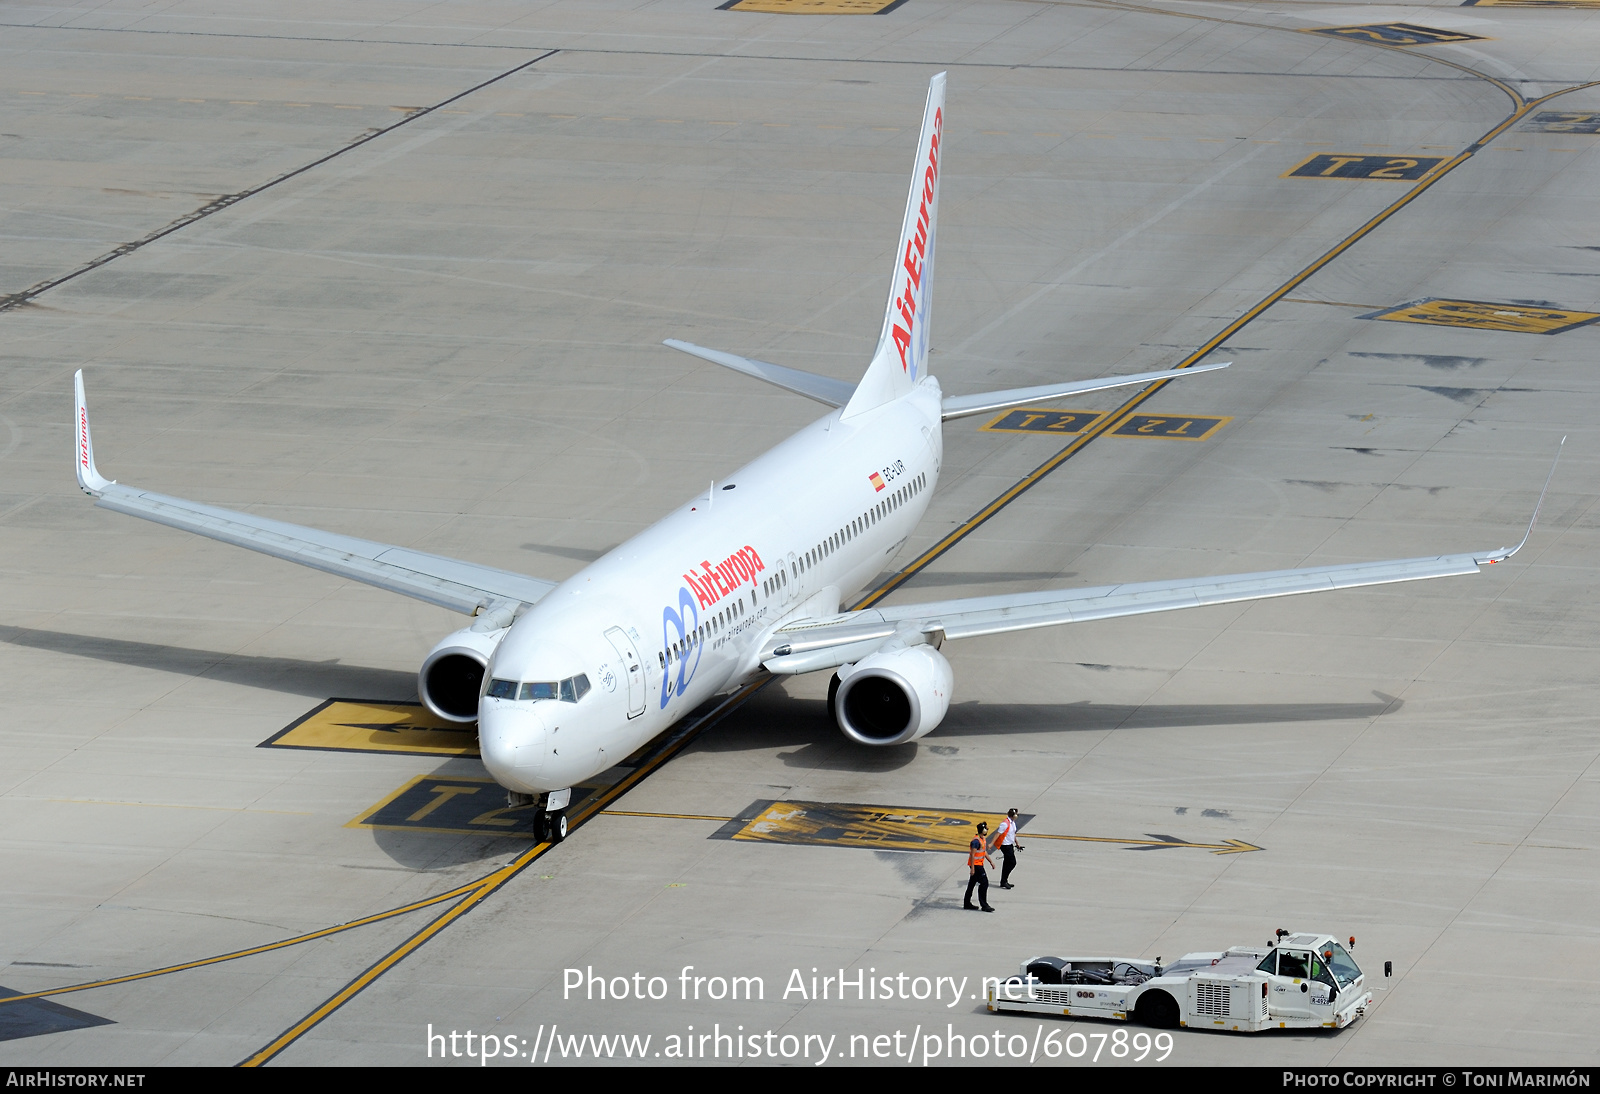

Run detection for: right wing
[[74, 372, 556, 617], [763, 553, 1489, 674], [762, 441, 1563, 675]]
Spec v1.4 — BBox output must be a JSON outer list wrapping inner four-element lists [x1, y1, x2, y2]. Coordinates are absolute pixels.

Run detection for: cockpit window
[[496, 675, 594, 703], [1323, 943, 1361, 987]]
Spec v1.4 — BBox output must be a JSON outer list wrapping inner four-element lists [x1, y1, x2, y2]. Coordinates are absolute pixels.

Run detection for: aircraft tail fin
[[842, 72, 946, 421]]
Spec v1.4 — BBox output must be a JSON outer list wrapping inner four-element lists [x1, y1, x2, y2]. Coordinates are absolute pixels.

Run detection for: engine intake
[[419, 625, 510, 723], [833, 642, 952, 746]]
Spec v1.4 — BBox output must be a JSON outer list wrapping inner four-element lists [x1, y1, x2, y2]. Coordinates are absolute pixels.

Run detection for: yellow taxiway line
[[9, 18, 1596, 1067]]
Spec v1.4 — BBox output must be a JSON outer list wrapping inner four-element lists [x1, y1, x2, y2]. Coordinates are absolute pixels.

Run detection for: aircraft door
[[604, 627, 646, 719]]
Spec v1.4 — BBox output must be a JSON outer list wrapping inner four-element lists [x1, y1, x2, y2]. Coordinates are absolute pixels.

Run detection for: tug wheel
[[1136, 990, 1180, 1029]]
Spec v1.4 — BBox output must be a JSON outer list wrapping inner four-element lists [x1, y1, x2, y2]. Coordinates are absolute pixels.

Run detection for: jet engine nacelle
[[833, 642, 952, 746], [419, 625, 509, 723]]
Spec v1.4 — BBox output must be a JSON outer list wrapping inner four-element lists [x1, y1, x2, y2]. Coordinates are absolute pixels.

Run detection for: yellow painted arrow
[[600, 809, 1265, 855], [1026, 832, 1265, 855]]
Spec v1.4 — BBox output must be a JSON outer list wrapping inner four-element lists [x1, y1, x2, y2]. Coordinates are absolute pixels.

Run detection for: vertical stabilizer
[[841, 72, 946, 421]]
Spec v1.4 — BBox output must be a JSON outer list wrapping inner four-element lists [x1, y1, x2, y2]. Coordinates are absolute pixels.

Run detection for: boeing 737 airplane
[[72, 74, 1553, 841]]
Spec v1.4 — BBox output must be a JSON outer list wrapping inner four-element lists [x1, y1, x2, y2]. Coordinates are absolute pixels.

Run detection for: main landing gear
[[507, 788, 571, 843]]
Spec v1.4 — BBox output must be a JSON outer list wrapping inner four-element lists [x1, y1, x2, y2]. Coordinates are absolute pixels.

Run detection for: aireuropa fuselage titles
[[476, 386, 943, 795]]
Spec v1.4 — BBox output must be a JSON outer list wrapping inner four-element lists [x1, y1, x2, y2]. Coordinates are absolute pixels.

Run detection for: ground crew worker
[[992, 807, 1022, 889], [964, 821, 995, 912]]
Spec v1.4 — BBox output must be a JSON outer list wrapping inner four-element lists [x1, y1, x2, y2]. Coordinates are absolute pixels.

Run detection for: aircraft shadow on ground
[[0, 625, 513, 869], [7, 623, 1398, 863], [365, 801, 527, 871], [0, 624, 417, 699], [699, 693, 1401, 772], [521, 542, 617, 563]]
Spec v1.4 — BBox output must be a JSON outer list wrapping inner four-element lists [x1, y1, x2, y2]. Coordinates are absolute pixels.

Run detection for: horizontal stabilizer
[[941, 361, 1228, 421], [664, 339, 856, 408]]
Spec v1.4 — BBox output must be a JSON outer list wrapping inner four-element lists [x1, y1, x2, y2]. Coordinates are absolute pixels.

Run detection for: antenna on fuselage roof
[[841, 71, 946, 422]]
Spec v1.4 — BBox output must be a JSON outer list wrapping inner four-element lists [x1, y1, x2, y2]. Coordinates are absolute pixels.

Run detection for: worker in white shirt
[[991, 808, 1022, 889]]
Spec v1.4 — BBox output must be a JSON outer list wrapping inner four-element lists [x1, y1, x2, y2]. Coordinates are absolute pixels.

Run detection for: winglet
[[73, 370, 113, 496], [1476, 436, 1563, 565]]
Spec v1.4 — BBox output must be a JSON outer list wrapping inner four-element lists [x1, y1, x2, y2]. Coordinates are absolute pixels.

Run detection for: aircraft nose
[[478, 702, 549, 793]]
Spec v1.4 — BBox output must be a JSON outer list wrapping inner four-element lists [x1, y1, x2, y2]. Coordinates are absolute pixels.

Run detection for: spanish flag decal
[[869, 471, 886, 492]]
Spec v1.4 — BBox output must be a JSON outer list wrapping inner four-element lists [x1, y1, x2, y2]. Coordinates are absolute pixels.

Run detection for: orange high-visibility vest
[[994, 817, 1016, 844], [968, 838, 987, 867]]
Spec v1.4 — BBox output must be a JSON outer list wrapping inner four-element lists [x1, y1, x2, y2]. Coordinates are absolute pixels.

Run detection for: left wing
[[73, 372, 556, 617], [761, 447, 1561, 675]]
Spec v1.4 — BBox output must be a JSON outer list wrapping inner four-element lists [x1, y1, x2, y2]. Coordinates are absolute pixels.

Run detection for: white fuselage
[[478, 379, 945, 794]]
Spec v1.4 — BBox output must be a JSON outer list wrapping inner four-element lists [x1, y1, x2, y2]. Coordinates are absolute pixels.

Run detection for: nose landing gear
[[542, 811, 568, 842], [507, 789, 570, 843]]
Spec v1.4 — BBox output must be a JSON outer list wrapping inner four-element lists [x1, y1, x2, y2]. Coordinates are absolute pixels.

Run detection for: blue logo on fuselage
[[660, 586, 700, 709]]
